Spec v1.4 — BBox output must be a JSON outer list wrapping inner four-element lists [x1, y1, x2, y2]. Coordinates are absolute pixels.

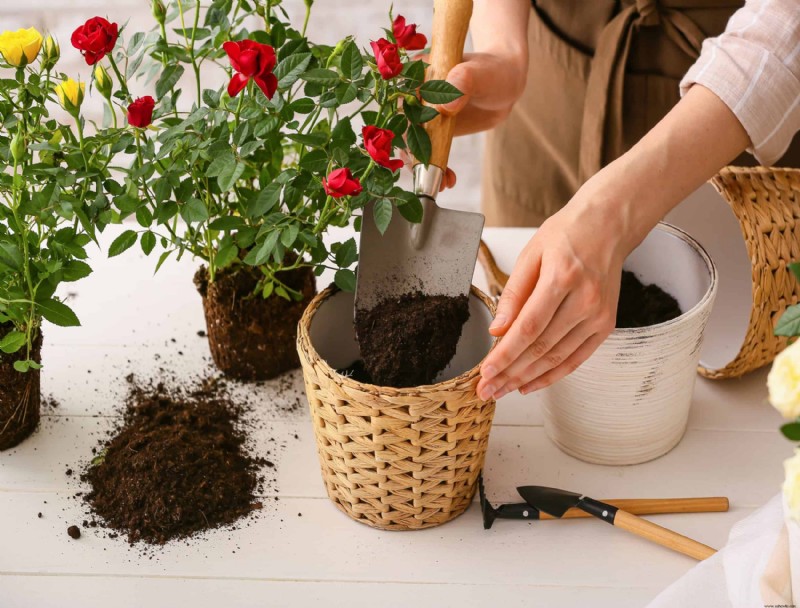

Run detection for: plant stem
[[302, 2, 311, 37], [10, 159, 36, 361]]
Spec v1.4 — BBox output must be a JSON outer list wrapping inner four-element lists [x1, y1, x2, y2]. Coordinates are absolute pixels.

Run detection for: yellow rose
[[0, 27, 43, 67], [54, 78, 85, 112], [785, 449, 800, 522], [42, 34, 59, 70], [768, 340, 800, 419], [94, 64, 112, 99]]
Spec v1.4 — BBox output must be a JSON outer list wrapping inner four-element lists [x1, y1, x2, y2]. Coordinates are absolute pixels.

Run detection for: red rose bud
[[223, 40, 278, 99], [323, 168, 362, 199], [392, 15, 427, 51], [127, 96, 155, 128], [370, 38, 402, 80], [362, 125, 404, 172], [71, 16, 118, 65]]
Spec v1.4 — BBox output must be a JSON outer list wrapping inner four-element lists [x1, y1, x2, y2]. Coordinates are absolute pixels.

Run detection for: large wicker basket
[[297, 286, 497, 531], [699, 167, 800, 379]]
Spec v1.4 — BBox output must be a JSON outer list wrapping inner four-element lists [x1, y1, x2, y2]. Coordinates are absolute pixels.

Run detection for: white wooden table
[[0, 226, 790, 608]]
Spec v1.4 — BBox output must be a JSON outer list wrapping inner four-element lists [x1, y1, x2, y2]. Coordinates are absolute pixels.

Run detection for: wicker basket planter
[[666, 167, 800, 379], [297, 285, 496, 530]]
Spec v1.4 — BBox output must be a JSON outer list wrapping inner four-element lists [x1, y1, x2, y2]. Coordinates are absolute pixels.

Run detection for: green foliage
[[107, 0, 459, 304], [0, 40, 116, 371]]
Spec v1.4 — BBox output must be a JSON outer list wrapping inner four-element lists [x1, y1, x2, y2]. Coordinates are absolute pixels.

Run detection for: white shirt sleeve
[[679, 0, 800, 166]]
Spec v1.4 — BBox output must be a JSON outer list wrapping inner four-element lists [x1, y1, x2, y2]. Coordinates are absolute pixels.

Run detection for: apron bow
[[578, 0, 706, 183]]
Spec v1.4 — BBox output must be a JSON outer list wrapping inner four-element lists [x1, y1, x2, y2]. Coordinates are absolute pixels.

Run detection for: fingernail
[[489, 315, 507, 331], [479, 385, 495, 401], [482, 365, 497, 379]]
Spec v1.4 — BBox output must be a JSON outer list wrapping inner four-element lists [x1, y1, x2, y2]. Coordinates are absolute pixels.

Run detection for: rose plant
[[0, 25, 119, 448], [93, 0, 461, 380]]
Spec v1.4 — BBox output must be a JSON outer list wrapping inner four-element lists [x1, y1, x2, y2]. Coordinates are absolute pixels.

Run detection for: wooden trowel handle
[[613, 510, 717, 561], [423, 0, 473, 170]]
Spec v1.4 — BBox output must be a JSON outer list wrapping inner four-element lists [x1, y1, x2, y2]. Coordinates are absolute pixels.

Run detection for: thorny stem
[[10, 159, 36, 362]]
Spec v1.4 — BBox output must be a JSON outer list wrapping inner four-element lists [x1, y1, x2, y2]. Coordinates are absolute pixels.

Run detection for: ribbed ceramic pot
[[542, 223, 718, 465]]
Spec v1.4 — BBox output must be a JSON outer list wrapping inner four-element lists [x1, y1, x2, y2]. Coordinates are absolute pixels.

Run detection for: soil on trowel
[[616, 270, 682, 328], [355, 292, 470, 388], [82, 379, 265, 544]]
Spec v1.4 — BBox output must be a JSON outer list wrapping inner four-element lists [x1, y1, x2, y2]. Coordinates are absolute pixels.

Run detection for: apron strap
[[577, 0, 706, 184]]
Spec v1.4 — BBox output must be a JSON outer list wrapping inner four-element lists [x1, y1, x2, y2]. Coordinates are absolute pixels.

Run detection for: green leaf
[[0, 331, 26, 354], [61, 260, 93, 282], [790, 262, 800, 283], [246, 230, 281, 266], [286, 132, 328, 146], [334, 269, 357, 292], [281, 224, 299, 248], [140, 231, 156, 255], [341, 42, 363, 80], [404, 101, 439, 125], [776, 305, 800, 336], [334, 237, 358, 267], [373, 199, 393, 235], [108, 230, 138, 258], [335, 82, 358, 105], [154, 249, 172, 274], [215, 243, 239, 269], [419, 80, 463, 105], [398, 193, 424, 223], [406, 123, 432, 165], [13, 360, 33, 373], [37, 298, 80, 327], [402, 60, 425, 86], [247, 183, 281, 218], [217, 161, 245, 192], [301, 68, 340, 86], [782, 422, 800, 441], [289, 98, 315, 114], [0, 240, 23, 272], [180, 198, 209, 223], [208, 216, 246, 231], [156, 64, 185, 99], [207, 151, 236, 178], [274, 52, 312, 89], [299, 149, 330, 174]]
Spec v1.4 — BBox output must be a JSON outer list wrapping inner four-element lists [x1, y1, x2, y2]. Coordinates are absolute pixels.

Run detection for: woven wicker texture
[[297, 286, 497, 531], [701, 166, 800, 379]]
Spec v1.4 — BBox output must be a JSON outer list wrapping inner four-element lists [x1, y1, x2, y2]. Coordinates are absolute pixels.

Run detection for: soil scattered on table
[[67, 525, 81, 539], [355, 292, 470, 388], [82, 378, 265, 545], [616, 271, 682, 328]]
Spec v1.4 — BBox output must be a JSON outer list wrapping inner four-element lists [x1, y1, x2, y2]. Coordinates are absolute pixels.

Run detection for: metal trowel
[[355, 0, 484, 314]]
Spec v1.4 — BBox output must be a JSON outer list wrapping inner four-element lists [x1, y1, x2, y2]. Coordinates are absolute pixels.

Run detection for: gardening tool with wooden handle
[[478, 476, 729, 529], [355, 0, 485, 314], [518, 485, 717, 561]]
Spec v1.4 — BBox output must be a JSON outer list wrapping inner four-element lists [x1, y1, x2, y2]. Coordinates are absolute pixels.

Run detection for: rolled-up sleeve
[[679, 0, 800, 166]]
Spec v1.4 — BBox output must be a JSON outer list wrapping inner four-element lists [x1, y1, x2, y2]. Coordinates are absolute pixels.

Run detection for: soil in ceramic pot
[[83, 379, 264, 544], [354, 292, 470, 388], [195, 263, 316, 381], [0, 326, 42, 451], [616, 270, 682, 328]]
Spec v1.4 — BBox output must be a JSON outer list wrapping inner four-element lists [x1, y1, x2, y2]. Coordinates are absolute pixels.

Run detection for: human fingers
[[517, 333, 609, 393]]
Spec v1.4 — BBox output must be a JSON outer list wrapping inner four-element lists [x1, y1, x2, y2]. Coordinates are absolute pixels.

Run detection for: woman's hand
[[476, 182, 634, 400]]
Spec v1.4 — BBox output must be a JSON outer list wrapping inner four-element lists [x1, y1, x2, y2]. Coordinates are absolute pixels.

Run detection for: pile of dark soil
[[354, 292, 470, 388], [82, 379, 264, 544], [616, 271, 682, 328]]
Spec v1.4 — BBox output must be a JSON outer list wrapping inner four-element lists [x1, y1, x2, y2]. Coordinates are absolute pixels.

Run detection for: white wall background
[[0, 0, 483, 213]]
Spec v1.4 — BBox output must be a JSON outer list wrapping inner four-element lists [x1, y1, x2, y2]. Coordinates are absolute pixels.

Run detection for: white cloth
[[646, 494, 794, 608], [679, 0, 800, 166]]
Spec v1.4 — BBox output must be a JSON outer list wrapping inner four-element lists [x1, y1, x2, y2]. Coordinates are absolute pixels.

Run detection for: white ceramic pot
[[542, 223, 718, 465]]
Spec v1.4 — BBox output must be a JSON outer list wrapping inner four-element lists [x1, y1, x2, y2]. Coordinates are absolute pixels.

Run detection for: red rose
[[223, 40, 278, 99], [393, 15, 427, 51], [370, 38, 402, 80], [323, 168, 362, 199], [71, 17, 119, 65], [362, 125, 404, 172], [127, 96, 155, 128]]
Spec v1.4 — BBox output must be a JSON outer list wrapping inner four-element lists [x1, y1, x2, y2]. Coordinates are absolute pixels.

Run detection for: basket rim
[[297, 284, 497, 395], [608, 221, 718, 338]]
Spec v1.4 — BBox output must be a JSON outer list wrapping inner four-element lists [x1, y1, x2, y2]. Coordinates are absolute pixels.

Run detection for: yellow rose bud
[[94, 64, 112, 99], [769, 340, 800, 419], [785, 448, 800, 522], [10, 130, 25, 163], [55, 78, 85, 113], [0, 27, 43, 67], [42, 34, 59, 70]]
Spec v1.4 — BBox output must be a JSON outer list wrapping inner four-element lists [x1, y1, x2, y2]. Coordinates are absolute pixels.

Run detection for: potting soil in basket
[[353, 291, 470, 387], [82, 378, 265, 544]]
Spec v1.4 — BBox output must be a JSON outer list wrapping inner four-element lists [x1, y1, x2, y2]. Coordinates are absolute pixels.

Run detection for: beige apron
[[482, 0, 800, 227]]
